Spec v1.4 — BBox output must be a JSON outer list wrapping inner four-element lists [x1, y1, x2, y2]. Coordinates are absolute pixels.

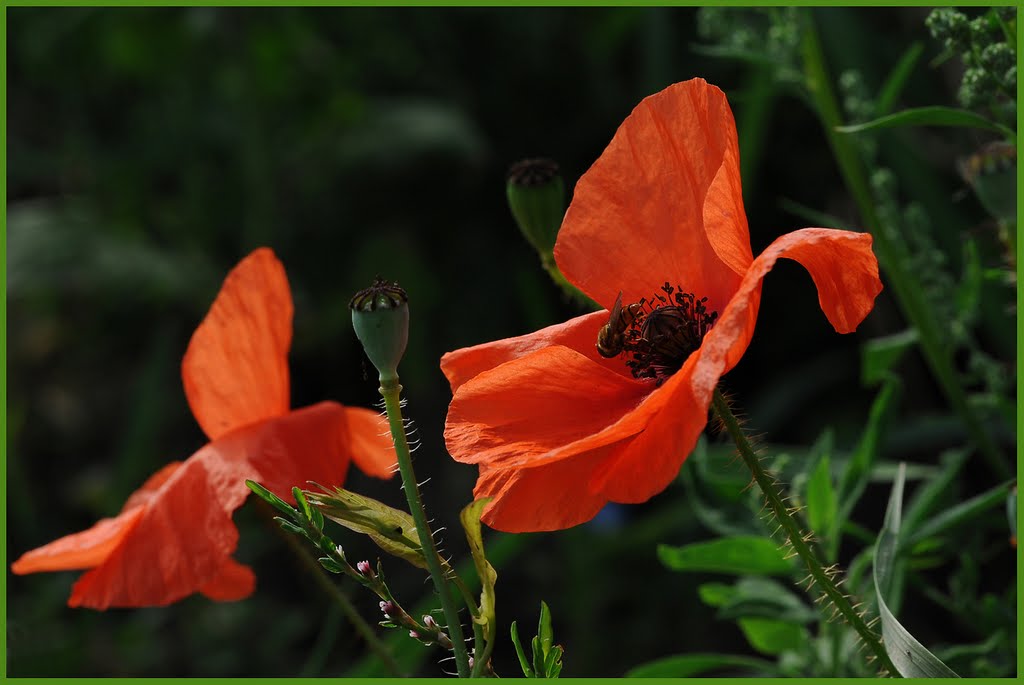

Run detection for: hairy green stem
[[800, 9, 1010, 481], [712, 389, 898, 677], [259, 500, 405, 677], [379, 377, 472, 677]]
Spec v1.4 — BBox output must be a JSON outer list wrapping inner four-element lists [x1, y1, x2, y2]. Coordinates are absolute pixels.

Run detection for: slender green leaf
[[874, 463, 960, 677], [837, 106, 1015, 140], [658, 536, 794, 576], [806, 453, 837, 542], [510, 621, 534, 677], [861, 330, 918, 386], [537, 600, 554, 655], [875, 42, 924, 115], [245, 479, 297, 519], [459, 498, 497, 631], [902, 480, 1015, 551], [625, 653, 777, 677], [902, 449, 970, 534]]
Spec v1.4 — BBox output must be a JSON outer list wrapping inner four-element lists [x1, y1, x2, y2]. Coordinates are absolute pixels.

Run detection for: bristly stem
[[379, 376, 472, 678], [711, 388, 898, 677]]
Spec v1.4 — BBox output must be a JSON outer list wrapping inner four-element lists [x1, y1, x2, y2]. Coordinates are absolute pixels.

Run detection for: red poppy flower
[[12, 248, 396, 608], [441, 79, 882, 533]]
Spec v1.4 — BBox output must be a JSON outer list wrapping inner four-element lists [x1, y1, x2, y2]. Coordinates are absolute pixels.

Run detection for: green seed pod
[[350, 278, 409, 384], [505, 157, 565, 256]]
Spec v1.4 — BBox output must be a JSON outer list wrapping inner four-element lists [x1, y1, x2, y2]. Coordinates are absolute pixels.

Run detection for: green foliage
[[657, 536, 795, 576], [510, 601, 563, 678]]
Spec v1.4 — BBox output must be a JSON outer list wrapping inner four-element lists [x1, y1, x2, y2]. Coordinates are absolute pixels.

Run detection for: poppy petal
[[474, 440, 629, 533], [445, 346, 648, 469], [441, 310, 612, 393], [182, 248, 292, 441], [66, 403, 356, 608], [342, 406, 398, 480], [555, 78, 752, 314], [10, 507, 146, 574], [199, 558, 256, 601], [587, 353, 707, 503], [692, 227, 882, 405]]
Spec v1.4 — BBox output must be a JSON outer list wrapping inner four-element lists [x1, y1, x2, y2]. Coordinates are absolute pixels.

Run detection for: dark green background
[[7, 7, 1013, 677]]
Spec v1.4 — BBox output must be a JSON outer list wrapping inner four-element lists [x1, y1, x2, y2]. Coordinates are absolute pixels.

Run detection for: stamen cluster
[[623, 282, 719, 384]]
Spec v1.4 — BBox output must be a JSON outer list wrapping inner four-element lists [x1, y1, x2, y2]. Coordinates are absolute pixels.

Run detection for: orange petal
[[441, 310, 614, 394], [182, 248, 292, 441], [588, 353, 708, 503], [67, 403, 355, 608], [555, 78, 752, 314], [692, 228, 882, 405], [341, 406, 397, 480], [11, 507, 146, 574], [199, 558, 256, 601], [474, 441, 629, 533], [444, 346, 649, 469]]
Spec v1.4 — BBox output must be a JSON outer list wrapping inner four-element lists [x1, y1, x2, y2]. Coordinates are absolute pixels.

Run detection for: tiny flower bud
[[350, 278, 409, 384], [422, 614, 438, 629], [506, 157, 565, 256], [409, 630, 420, 640], [356, 560, 374, 577], [379, 600, 396, 618]]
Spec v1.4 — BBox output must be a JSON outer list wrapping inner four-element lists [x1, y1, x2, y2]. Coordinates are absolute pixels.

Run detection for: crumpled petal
[[182, 248, 292, 441], [587, 353, 707, 503], [56, 402, 353, 609], [691, 228, 882, 404], [555, 78, 751, 314], [441, 310, 615, 393], [341, 406, 398, 480], [11, 508, 146, 574], [474, 440, 629, 533], [445, 346, 649, 469]]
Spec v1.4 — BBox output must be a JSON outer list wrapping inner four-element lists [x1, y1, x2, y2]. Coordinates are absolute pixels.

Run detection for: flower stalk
[[711, 388, 898, 677], [379, 375, 472, 677]]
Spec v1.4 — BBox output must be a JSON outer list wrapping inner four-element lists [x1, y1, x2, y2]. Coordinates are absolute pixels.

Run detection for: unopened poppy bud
[[350, 278, 409, 384], [506, 157, 565, 255], [356, 560, 375, 578]]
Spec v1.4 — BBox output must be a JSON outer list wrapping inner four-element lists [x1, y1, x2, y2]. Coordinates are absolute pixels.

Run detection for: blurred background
[[7, 6, 1016, 677]]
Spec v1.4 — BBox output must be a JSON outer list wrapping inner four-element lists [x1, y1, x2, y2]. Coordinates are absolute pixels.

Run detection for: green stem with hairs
[[711, 388, 898, 677], [799, 9, 1009, 481], [379, 376, 472, 678]]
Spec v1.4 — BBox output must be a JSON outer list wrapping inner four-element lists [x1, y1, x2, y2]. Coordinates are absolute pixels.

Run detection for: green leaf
[[459, 498, 497, 632], [293, 487, 314, 522], [875, 42, 924, 116], [901, 479, 1015, 551], [531, 635, 545, 678], [625, 653, 777, 677], [737, 618, 806, 656], [537, 600, 554, 655], [697, 582, 734, 607], [836, 106, 1015, 141], [245, 479, 297, 519], [836, 376, 901, 538], [873, 463, 960, 677], [317, 556, 343, 574], [805, 454, 837, 545], [274, 517, 305, 537], [715, 578, 817, 625], [304, 485, 438, 572], [544, 644, 564, 678], [658, 536, 794, 577], [510, 620, 534, 677], [861, 330, 918, 386]]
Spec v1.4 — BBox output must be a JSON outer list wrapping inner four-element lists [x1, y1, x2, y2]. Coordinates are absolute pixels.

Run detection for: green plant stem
[[379, 376, 472, 678], [259, 500, 405, 677], [711, 388, 898, 677], [799, 9, 1010, 482]]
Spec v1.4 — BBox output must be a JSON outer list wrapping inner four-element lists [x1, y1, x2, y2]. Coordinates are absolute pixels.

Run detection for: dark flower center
[[621, 282, 719, 384]]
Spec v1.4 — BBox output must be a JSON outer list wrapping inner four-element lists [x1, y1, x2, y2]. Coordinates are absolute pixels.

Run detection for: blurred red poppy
[[442, 79, 882, 533], [12, 248, 396, 608]]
